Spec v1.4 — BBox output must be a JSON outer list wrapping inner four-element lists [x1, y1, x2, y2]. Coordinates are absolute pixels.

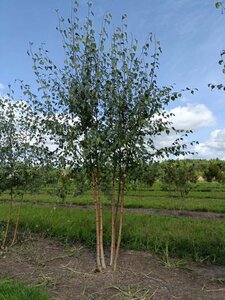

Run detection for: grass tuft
[[0, 279, 50, 300]]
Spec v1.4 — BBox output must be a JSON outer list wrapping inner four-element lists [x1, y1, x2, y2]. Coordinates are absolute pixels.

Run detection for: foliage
[[127, 163, 159, 190], [203, 160, 225, 183], [20, 0, 196, 270], [0, 94, 50, 195], [0, 88, 51, 247], [215, 1, 225, 13], [210, 2, 225, 85], [160, 160, 197, 197], [72, 167, 91, 197], [56, 169, 72, 202]]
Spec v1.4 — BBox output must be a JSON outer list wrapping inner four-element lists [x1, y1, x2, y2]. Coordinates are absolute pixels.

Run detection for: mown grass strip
[[0, 279, 50, 300], [1, 193, 225, 214], [123, 197, 225, 213], [1, 204, 225, 265]]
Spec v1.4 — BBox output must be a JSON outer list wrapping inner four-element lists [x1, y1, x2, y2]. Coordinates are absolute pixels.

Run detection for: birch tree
[[22, 1, 195, 271], [0, 91, 48, 246]]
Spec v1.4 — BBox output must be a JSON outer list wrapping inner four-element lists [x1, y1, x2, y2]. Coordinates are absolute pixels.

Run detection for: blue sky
[[1, 0, 225, 159]]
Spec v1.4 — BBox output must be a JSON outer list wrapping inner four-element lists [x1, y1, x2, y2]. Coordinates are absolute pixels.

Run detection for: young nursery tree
[[160, 160, 197, 198], [127, 163, 159, 191], [0, 92, 49, 247], [22, 1, 195, 271], [203, 160, 225, 183], [0, 96, 30, 247], [56, 169, 72, 203]]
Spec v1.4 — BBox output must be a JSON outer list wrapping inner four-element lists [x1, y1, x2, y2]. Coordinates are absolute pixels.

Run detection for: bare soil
[[1, 236, 225, 299], [123, 207, 225, 219], [50, 203, 225, 220], [57, 203, 225, 219]]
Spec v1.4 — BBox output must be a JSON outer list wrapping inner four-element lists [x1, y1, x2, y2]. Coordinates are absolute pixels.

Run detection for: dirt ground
[[1, 236, 225, 299]]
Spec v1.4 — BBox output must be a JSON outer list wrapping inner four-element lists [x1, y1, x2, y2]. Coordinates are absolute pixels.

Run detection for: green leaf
[[215, 2, 222, 8]]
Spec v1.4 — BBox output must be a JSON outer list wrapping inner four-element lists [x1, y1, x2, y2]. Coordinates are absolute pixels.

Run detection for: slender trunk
[[113, 179, 125, 271], [92, 172, 101, 272], [111, 171, 122, 267], [110, 176, 116, 266], [11, 193, 23, 246], [115, 177, 121, 226], [2, 186, 14, 248], [97, 171, 106, 269]]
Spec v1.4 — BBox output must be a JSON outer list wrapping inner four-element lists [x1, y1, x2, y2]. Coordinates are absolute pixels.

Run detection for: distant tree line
[[0, 158, 223, 201]]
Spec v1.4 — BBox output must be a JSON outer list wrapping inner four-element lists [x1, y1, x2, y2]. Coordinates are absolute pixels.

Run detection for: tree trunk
[[11, 193, 23, 246], [110, 176, 116, 266], [110, 174, 122, 268], [92, 172, 102, 272], [2, 186, 14, 248], [97, 171, 106, 269], [113, 179, 125, 271]]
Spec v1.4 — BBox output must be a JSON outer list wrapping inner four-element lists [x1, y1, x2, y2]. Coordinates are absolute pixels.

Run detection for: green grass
[[126, 190, 225, 199], [1, 180, 225, 214], [123, 197, 225, 212], [0, 279, 50, 300], [2, 204, 225, 265], [1, 189, 225, 213], [127, 181, 225, 192]]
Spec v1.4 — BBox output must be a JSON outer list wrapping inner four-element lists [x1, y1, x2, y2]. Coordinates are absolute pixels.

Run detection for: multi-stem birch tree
[[22, 1, 195, 271], [23, 1, 110, 271], [102, 17, 196, 270]]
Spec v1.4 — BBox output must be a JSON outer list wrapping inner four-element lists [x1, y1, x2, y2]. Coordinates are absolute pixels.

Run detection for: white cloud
[[153, 103, 215, 152], [193, 129, 225, 159], [208, 130, 225, 151], [153, 132, 178, 149], [169, 103, 215, 130], [0, 83, 5, 96]]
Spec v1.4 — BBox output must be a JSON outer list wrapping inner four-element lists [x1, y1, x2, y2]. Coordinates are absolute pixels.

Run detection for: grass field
[[1, 204, 225, 265], [1, 181, 225, 267], [0, 279, 50, 300], [1, 181, 225, 213]]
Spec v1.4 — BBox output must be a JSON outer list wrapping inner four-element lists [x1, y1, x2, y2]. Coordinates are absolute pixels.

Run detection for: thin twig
[[205, 288, 225, 292], [149, 288, 158, 299], [63, 265, 94, 277]]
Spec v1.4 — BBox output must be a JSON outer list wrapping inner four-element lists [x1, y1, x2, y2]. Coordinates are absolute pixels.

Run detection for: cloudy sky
[[0, 0, 225, 159]]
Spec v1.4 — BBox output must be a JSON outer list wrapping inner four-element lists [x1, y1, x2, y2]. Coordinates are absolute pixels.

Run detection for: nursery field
[[2, 0, 225, 297], [1, 196, 225, 299], [1, 181, 225, 264], [1, 182, 225, 213], [1, 203, 225, 264], [1, 182, 225, 299]]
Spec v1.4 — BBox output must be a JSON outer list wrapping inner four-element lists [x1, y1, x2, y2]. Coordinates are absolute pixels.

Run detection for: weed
[[35, 272, 58, 289], [110, 284, 150, 300], [160, 242, 189, 269], [211, 277, 225, 284]]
